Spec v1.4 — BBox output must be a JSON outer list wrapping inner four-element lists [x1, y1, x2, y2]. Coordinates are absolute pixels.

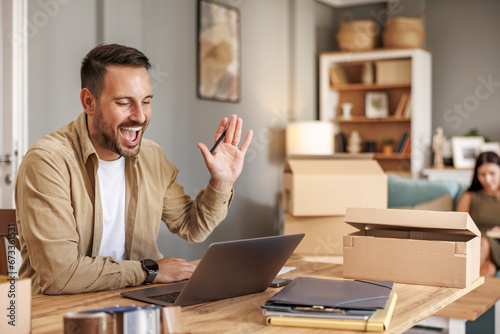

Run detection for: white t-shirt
[[97, 157, 127, 260]]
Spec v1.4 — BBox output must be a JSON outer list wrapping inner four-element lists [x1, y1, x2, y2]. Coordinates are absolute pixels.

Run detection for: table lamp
[[286, 121, 334, 156]]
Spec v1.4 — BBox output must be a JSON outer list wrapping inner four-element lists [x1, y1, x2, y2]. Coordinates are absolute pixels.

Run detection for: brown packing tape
[[64, 312, 115, 334]]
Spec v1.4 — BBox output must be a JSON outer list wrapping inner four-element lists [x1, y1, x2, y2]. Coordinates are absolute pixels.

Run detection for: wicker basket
[[382, 16, 425, 48], [336, 17, 378, 52]]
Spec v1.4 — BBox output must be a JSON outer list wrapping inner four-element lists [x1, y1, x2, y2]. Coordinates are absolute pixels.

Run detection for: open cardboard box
[[0, 277, 31, 333], [283, 159, 387, 216], [343, 208, 480, 288]]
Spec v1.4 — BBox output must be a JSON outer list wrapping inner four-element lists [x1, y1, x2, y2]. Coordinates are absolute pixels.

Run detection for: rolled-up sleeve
[[161, 160, 233, 243]]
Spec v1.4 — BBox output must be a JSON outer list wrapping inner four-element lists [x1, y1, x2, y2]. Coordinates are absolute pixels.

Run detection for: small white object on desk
[[277, 266, 296, 276]]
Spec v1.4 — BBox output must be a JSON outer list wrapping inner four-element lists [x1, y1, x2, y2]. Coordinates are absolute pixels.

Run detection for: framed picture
[[481, 142, 500, 155], [365, 91, 388, 118], [197, 0, 240, 103], [451, 136, 485, 169]]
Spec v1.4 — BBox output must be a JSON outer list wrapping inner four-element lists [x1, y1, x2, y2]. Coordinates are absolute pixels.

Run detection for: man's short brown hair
[[80, 44, 151, 100]]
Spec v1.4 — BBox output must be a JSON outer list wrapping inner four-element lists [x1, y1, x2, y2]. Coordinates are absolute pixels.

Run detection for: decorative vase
[[347, 131, 362, 154], [362, 62, 374, 84], [341, 102, 353, 119]]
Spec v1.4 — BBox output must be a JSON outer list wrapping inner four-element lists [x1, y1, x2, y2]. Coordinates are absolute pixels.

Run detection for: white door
[[0, 0, 28, 208]]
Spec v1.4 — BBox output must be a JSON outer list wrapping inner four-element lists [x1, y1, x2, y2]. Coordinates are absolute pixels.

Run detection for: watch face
[[143, 259, 159, 271]]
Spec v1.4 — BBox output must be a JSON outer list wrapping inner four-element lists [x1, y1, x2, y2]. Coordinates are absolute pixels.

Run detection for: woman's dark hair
[[468, 151, 500, 191], [80, 44, 151, 100]]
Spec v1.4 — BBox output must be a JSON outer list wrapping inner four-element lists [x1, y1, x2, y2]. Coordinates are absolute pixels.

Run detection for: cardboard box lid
[[284, 159, 385, 176], [345, 208, 480, 237]]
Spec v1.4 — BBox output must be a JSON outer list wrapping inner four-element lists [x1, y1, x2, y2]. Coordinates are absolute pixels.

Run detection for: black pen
[[210, 127, 227, 154]]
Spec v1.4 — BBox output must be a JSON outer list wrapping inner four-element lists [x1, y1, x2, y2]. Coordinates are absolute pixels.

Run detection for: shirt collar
[[73, 111, 140, 166]]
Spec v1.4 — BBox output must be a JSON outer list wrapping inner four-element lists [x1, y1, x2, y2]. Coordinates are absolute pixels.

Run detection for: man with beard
[[15, 44, 253, 295]]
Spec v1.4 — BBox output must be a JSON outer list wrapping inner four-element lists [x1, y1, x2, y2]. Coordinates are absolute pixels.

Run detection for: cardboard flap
[[285, 159, 384, 176], [345, 208, 481, 237]]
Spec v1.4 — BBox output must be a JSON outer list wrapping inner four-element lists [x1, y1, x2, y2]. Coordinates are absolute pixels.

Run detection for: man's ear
[[80, 88, 96, 116]]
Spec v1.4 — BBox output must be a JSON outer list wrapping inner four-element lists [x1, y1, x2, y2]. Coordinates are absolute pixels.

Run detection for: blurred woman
[[457, 151, 500, 277]]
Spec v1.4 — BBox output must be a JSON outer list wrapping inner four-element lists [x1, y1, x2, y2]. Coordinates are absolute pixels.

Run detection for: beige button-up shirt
[[15, 112, 233, 295]]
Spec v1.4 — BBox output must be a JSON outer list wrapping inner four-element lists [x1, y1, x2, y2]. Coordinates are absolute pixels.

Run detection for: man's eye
[[116, 102, 128, 106]]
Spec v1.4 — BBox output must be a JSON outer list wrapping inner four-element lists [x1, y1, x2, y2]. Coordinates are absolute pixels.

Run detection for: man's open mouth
[[120, 126, 142, 145]]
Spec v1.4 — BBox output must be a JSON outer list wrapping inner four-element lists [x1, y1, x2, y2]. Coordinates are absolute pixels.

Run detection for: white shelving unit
[[422, 167, 473, 186], [319, 48, 432, 178], [316, 0, 388, 7]]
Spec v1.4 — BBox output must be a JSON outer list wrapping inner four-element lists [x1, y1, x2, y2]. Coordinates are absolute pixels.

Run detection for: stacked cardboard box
[[282, 159, 387, 256], [0, 277, 31, 334]]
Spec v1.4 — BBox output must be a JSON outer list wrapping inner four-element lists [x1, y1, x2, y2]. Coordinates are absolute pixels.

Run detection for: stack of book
[[329, 66, 349, 86], [335, 132, 347, 153], [395, 131, 411, 154], [262, 277, 397, 332], [394, 93, 411, 118]]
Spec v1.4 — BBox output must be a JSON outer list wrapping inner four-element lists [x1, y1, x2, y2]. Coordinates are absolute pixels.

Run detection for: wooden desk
[[31, 255, 483, 333], [419, 277, 500, 334]]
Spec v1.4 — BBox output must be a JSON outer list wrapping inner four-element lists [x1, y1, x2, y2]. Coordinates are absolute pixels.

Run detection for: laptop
[[121, 233, 304, 307]]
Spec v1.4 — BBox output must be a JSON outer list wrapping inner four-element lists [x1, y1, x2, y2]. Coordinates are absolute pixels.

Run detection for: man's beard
[[93, 106, 147, 158]]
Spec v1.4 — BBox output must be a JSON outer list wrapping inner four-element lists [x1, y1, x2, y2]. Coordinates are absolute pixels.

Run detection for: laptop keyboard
[[148, 291, 181, 304]]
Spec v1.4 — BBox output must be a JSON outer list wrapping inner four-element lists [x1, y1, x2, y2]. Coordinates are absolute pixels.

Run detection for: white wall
[[28, 0, 97, 141], [426, 0, 500, 141], [27, 0, 327, 260]]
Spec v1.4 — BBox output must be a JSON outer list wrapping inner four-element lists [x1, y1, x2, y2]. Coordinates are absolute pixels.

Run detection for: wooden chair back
[[0, 209, 19, 276]]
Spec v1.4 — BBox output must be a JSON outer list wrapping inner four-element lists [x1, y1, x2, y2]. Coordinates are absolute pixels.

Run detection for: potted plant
[[381, 138, 395, 155]]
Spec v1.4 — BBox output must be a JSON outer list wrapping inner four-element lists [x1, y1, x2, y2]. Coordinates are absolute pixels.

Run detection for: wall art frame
[[197, 0, 241, 103], [365, 91, 389, 118], [451, 136, 485, 169]]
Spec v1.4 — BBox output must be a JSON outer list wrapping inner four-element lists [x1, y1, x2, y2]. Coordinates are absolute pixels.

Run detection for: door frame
[[1, 0, 28, 208]]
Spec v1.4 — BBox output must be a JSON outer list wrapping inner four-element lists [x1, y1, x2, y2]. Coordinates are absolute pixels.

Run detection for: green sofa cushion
[[388, 174, 468, 209], [392, 193, 453, 211]]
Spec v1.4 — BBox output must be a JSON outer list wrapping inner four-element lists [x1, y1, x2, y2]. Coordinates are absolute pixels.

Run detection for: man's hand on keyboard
[[152, 257, 196, 284]]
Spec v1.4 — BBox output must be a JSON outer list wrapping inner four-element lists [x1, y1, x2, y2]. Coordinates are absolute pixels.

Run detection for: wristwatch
[[140, 259, 159, 285]]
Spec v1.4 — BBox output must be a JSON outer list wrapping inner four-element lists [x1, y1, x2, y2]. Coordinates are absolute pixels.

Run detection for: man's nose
[[130, 103, 147, 124]]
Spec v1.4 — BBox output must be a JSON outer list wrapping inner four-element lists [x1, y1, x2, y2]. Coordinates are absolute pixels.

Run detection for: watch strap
[[140, 259, 158, 285]]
